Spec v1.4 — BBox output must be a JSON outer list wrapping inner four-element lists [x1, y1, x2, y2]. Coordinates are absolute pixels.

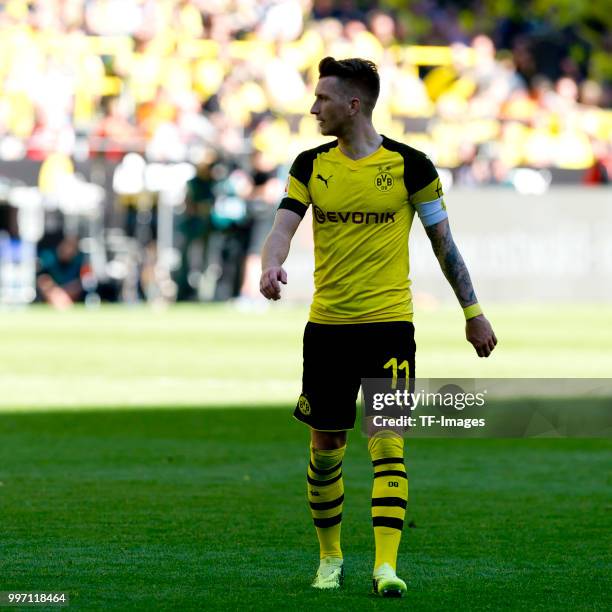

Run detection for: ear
[[349, 97, 361, 116]]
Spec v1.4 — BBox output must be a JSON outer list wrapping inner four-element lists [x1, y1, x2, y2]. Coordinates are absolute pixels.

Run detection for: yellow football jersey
[[279, 135, 445, 324]]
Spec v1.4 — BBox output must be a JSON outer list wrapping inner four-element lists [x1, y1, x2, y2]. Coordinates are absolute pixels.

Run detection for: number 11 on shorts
[[383, 357, 410, 389]]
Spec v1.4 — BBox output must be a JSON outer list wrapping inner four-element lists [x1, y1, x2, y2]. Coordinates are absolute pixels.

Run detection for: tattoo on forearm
[[425, 221, 476, 306]]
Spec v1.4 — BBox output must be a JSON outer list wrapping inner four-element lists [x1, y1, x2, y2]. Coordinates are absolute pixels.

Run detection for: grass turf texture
[[0, 304, 610, 609], [0, 409, 609, 610], [0, 303, 611, 410]]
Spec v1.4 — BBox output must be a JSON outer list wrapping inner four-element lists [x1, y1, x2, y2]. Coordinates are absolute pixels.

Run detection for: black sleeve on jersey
[[279, 197, 308, 217], [406, 154, 439, 195], [289, 140, 338, 186], [381, 136, 439, 197]]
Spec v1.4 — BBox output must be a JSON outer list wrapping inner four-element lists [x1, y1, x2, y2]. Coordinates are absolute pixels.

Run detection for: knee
[[368, 432, 404, 460], [311, 429, 347, 450]]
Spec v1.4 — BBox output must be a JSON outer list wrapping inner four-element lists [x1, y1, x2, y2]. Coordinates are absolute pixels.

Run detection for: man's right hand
[[260, 266, 288, 300]]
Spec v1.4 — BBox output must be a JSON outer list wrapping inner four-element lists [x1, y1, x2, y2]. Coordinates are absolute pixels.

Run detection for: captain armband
[[414, 197, 448, 227]]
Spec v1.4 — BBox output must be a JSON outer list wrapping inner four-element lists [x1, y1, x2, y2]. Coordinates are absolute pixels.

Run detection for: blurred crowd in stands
[[0, 0, 610, 306]]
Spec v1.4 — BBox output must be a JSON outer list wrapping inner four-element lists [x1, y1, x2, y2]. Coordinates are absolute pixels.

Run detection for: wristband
[[463, 303, 483, 320]]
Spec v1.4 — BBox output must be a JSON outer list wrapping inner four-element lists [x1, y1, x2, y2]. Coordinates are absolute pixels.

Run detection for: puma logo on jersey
[[316, 174, 332, 188]]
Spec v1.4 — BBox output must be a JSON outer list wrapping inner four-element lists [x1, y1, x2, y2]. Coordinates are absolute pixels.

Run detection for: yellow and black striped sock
[[369, 433, 407, 571], [307, 444, 346, 559]]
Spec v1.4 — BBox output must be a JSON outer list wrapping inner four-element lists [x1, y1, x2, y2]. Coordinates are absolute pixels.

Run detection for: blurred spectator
[[85, 0, 143, 36], [239, 150, 284, 302], [91, 96, 144, 161], [175, 149, 217, 300], [368, 10, 397, 47], [36, 235, 90, 309], [582, 139, 611, 185], [207, 161, 253, 301]]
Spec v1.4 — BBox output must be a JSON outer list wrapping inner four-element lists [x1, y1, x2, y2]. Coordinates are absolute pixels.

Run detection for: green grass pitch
[[0, 304, 610, 610]]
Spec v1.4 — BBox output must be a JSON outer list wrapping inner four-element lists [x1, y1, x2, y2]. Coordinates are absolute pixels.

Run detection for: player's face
[[310, 76, 351, 136]]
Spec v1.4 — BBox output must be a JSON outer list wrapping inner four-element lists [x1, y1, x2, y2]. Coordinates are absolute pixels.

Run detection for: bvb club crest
[[375, 165, 394, 192], [298, 394, 311, 415]]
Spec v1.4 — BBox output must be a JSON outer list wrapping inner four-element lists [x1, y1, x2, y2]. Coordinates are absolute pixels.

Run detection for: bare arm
[[260, 209, 303, 300], [425, 218, 498, 357], [424, 218, 476, 307]]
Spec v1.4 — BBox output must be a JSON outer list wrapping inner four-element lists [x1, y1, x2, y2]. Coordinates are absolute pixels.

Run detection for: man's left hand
[[466, 315, 497, 357]]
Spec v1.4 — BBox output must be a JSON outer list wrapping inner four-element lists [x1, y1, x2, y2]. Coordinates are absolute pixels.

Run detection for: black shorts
[[294, 321, 416, 431]]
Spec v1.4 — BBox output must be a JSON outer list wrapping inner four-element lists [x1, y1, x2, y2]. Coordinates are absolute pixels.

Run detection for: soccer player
[[259, 57, 497, 597]]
